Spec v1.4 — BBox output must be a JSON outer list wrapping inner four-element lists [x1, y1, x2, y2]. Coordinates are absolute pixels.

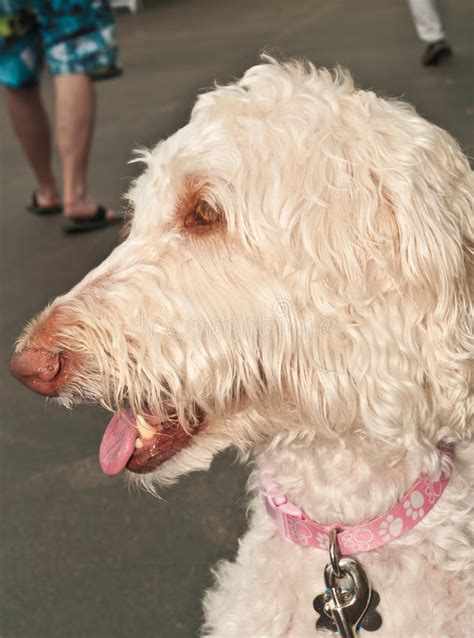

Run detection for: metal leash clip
[[313, 529, 382, 637]]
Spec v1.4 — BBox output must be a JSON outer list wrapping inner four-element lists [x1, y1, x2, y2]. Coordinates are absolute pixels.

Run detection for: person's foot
[[27, 186, 63, 215], [36, 186, 62, 209], [422, 40, 453, 66], [63, 195, 118, 222], [62, 195, 123, 233]]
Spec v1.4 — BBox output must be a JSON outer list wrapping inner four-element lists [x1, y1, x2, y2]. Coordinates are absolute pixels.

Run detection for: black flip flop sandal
[[27, 192, 62, 215], [62, 206, 123, 234]]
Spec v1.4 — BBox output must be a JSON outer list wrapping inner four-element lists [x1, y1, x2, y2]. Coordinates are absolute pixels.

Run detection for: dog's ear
[[301, 98, 472, 445], [371, 117, 473, 443]]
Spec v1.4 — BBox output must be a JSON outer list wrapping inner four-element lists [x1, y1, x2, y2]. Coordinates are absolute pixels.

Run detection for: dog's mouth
[[99, 407, 206, 475]]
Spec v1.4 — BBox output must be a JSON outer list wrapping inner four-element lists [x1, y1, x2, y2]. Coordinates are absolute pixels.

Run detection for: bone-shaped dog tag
[[313, 557, 382, 637], [326, 558, 370, 637]]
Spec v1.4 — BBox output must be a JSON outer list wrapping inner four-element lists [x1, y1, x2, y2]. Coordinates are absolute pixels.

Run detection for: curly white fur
[[17, 59, 473, 637]]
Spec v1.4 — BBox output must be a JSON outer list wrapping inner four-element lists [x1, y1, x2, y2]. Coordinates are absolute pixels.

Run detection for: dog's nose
[[10, 347, 62, 396]]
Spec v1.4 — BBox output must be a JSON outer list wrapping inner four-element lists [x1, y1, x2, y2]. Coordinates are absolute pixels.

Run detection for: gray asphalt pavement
[[1, 1, 472, 637]]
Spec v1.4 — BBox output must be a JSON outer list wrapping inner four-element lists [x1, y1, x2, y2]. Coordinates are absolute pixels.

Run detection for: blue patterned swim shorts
[[0, 0, 120, 88]]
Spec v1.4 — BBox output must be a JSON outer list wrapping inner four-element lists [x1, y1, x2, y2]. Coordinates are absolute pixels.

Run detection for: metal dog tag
[[313, 530, 382, 636]]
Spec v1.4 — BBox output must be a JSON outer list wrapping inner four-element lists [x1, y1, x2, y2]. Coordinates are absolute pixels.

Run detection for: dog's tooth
[[135, 415, 156, 439], [135, 438, 144, 449]]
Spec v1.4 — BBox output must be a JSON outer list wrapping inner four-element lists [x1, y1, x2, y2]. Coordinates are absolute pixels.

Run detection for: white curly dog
[[11, 59, 473, 637]]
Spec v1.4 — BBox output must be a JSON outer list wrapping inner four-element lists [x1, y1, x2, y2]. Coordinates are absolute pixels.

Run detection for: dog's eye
[[184, 200, 223, 231]]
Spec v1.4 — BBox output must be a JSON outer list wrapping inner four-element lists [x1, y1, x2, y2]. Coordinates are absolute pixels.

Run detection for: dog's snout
[[10, 347, 63, 396]]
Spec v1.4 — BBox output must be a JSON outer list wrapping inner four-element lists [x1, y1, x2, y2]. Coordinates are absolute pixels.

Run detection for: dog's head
[[11, 60, 472, 489]]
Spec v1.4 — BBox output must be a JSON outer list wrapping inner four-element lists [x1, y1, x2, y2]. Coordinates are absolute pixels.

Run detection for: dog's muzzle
[[10, 347, 65, 396]]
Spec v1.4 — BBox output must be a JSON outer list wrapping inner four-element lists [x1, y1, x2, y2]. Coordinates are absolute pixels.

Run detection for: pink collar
[[261, 446, 454, 555]]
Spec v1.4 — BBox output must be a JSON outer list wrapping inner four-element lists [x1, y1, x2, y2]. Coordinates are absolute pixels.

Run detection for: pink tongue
[[99, 410, 137, 475]]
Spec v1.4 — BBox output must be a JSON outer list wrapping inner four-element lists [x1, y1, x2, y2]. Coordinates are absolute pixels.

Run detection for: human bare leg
[[54, 73, 116, 220], [4, 85, 60, 207]]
